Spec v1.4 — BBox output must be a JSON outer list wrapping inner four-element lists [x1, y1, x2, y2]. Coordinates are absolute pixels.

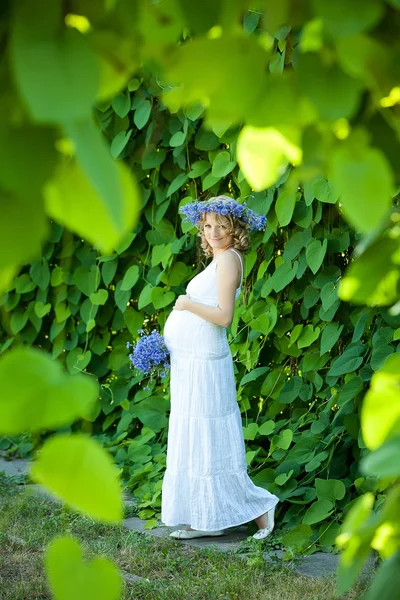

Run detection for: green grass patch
[[0, 476, 368, 600]]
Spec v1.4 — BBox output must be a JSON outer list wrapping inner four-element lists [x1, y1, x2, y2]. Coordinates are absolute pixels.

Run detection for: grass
[[0, 475, 368, 600]]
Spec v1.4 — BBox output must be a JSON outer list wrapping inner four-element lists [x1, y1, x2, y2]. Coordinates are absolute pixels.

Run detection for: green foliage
[[0, 347, 98, 434], [3, 67, 400, 553], [45, 536, 121, 600], [31, 434, 123, 523], [1, 0, 400, 597]]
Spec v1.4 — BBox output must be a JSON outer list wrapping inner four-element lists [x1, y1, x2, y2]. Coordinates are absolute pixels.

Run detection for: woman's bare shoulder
[[216, 250, 240, 266]]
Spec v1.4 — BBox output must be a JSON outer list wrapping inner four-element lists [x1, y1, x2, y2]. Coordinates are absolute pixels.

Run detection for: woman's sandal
[[253, 505, 276, 540], [170, 529, 225, 540]]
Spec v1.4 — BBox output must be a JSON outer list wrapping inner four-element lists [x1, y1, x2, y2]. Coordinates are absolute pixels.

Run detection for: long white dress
[[161, 248, 279, 531]]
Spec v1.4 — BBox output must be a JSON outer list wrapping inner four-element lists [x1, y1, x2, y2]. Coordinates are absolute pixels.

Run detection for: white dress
[[161, 248, 279, 531]]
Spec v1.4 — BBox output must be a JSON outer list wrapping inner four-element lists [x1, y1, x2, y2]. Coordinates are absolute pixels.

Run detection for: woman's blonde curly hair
[[197, 195, 250, 259]]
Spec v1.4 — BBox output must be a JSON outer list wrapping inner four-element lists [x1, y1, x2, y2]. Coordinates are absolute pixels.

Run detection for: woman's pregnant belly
[[163, 309, 229, 359]]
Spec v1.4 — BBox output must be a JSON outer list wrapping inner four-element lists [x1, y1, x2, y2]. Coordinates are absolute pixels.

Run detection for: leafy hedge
[[2, 70, 398, 550]]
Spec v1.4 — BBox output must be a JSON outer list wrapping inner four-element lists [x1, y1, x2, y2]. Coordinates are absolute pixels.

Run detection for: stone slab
[[0, 457, 31, 478], [290, 552, 376, 580], [122, 519, 251, 552]]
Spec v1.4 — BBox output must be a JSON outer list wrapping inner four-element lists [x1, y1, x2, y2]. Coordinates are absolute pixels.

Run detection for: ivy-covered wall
[[1, 70, 398, 550]]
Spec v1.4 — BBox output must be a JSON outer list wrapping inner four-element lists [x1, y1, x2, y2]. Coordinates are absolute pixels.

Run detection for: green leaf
[[271, 261, 299, 292], [30, 259, 50, 291], [240, 366, 269, 387], [237, 125, 302, 191], [123, 307, 143, 336], [152, 288, 175, 310], [112, 92, 131, 118], [279, 376, 302, 404], [258, 420, 275, 436], [202, 173, 221, 191], [138, 284, 153, 310], [188, 160, 211, 178], [0, 347, 98, 435], [35, 301, 52, 318], [363, 551, 400, 600], [134, 398, 169, 432], [282, 524, 313, 552], [306, 239, 328, 274], [297, 53, 363, 120], [31, 434, 123, 522], [275, 188, 296, 227], [134, 99, 152, 129], [361, 354, 400, 450], [167, 173, 188, 197], [275, 470, 293, 486], [312, 177, 339, 204], [315, 478, 346, 503], [110, 129, 132, 159], [66, 348, 92, 374], [10, 310, 29, 335], [167, 262, 187, 286], [328, 349, 364, 377], [371, 344, 393, 371], [142, 149, 167, 170], [211, 151, 236, 177], [339, 238, 400, 306], [288, 324, 303, 347], [313, 0, 384, 38], [163, 36, 268, 123], [45, 157, 139, 255], [336, 493, 375, 594], [361, 434, 400, 479], [276, 428, 293, 450], [321, 281, 338, 311], [55, 303, 71, 323], [297, 325, 321, 349], [169, 131, 186, 147], [331, 144, 394, 234], [120, 265, 140, 291], [45, 536, 122, 600], [243, 423, 259, 441], [90, 289, 109, 305], [114, 281, 131, 313], [320, 322, 343, 355], [102, 258, 118, 286], [303, 499, 334, 525], [11, 5, 98, 123]]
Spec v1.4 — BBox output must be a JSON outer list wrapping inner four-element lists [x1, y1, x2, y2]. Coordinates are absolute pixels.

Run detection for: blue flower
[[179, 197, 267, 232], [128, 329, 170, 380]]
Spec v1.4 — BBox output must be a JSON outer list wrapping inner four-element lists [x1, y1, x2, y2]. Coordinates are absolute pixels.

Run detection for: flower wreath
[[179, 197, 267, 232]]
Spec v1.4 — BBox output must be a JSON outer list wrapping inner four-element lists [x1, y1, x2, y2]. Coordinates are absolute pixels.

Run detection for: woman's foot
[[170, 528, 225, 539], [253, 505, 276, 540]]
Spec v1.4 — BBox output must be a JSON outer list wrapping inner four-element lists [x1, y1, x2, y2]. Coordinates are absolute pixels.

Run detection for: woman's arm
[[173, 251, 240, 328]]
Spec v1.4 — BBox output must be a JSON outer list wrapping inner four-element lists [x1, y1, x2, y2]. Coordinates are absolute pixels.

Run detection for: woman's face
[[203, 212, 233, 254]]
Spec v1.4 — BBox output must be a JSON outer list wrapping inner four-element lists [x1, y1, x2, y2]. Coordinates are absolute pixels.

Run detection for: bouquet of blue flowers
[[127, 329, 170, 386]]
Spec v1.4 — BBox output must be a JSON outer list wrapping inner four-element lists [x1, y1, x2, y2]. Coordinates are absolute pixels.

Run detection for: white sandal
[[170, 529, 225, 540], [253, 505, 276, 540]]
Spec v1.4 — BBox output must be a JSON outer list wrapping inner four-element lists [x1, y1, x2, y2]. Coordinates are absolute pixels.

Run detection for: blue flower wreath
[[179, 197, 267, 232]]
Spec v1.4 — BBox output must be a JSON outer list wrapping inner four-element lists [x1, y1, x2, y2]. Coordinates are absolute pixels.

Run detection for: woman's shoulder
[[216, 248, 242, 264]]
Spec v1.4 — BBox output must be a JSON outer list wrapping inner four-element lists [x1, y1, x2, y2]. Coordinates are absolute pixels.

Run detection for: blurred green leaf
[[0, 347, 98, 434], [31, 434, 123, 522], [361, 354, 400, 450], [12, 1, 98, 123], [237, 125, 302, 190], [331, 143, 394, 234], [46, 536, 121, 600]]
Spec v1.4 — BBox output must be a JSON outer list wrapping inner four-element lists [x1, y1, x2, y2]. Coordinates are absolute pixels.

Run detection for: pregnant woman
[[162, 195, 279, 540]]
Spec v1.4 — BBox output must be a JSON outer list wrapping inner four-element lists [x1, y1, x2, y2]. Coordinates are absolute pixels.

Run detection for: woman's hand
[[173, 294, 190, 311]]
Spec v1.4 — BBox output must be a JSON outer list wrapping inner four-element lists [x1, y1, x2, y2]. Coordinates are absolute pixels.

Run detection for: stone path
[[0, 457, 375, 581]]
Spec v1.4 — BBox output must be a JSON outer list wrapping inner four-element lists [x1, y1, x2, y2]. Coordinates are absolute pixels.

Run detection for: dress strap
[[228, 248, 244, 288]]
